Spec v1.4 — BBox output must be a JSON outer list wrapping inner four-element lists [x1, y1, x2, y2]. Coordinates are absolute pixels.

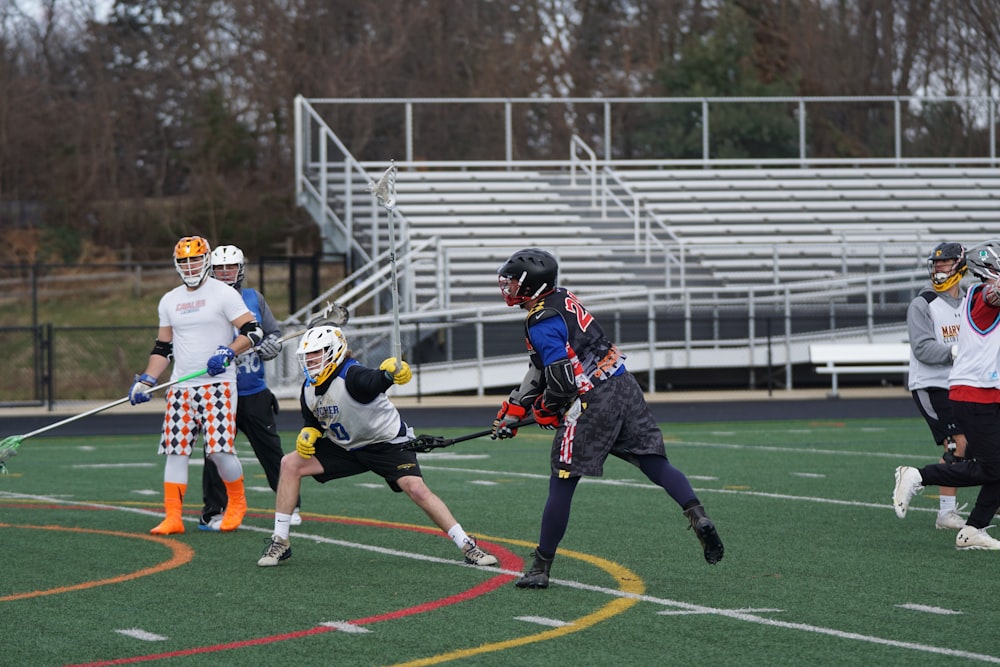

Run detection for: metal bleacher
[[286, 95, 1000, 397]]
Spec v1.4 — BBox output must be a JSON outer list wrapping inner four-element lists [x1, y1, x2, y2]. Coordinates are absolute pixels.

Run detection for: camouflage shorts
[[549, 371, 667, 478]]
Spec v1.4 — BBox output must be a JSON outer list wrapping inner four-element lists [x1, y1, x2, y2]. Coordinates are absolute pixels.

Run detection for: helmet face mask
[[174, 236, 212, 288], [497, 248, 558, 306], [926, 242, 967, 292], [296, 326, 348, 385], [211, 245, 246, 289]]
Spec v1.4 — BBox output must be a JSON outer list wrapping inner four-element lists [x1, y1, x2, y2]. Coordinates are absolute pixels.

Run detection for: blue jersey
[[234, 288, 268, 396]]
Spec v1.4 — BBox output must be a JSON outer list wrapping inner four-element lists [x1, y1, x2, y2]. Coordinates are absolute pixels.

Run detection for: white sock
[[274, 512, 292, 540], [939, 496, 957, 513], [447, 523, 470, 549]]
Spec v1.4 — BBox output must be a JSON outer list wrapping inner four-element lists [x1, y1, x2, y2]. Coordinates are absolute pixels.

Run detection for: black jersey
[[524, 287, 625, 391]]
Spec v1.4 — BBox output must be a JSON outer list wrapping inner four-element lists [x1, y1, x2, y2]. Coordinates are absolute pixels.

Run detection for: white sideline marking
[[791, 472, 826, 478], [469, 480, 499, 486], [897, 603, 963, 615], [115, 628, 167, 641], [658, 607, 782, 616], [515, 616, 571, 627], [710, 431, 735, 435], [688, 475, 718, 481], [418, 453, 490, 461], [788, 429, 813, 434], [79, 446, 96, 451], [72, 463, 155, 469], [319, 621, 371, 633], [357, 483, 383, 489], [131, 489, 158, 496], [248, 486, 272, 493]]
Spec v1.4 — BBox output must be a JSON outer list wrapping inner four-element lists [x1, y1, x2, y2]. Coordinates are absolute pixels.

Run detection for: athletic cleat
[[956, 525, 1000, 550], [935, 510, 966, 530], [219, 480, 247, 532], [198, 513, 224, 532], [257, 535, 292, 566], [892, 466, 924, 519], [290, 508, 303, 526], [683, 504, 724, 564], [150, 517, 185, 535], [461, 537, 498, 566], [515, 549, 554, 589]]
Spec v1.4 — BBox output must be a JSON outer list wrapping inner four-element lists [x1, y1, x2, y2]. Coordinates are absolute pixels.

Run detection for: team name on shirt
[[316, 404, 341, 421], [175, 299, 207, 314], [941, 324, 959, 343]]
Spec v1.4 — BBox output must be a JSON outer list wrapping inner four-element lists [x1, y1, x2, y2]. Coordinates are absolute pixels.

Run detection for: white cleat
[[892, 466, 924, 519], [935, 510, 966, 530], [956, 525, 1000, 550], [462, 537, 499, 567]]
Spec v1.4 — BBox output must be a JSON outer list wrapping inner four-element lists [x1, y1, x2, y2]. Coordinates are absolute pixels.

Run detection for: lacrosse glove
[[257, 333, 283, 361], [129, 373, 157, 405], [491, 400, 527, 439], [532, 396, 562, 430], [207, 346, 235, 376], [296, 427, 321, 459], [379, 357, 412, 385]]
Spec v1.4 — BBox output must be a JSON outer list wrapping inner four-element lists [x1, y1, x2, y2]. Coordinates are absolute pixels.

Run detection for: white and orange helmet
[[174, 236, 212, 288]]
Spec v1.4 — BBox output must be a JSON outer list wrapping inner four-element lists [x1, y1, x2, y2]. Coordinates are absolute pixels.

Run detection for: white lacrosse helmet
[[297, 326, 348, 386], [211, 244, 246, 289], [174, 236, 212, 288]]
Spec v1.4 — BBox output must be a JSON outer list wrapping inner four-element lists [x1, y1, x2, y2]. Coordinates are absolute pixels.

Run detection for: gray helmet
[[966, 240, 1000, 282], [497, 248, 558, 306]]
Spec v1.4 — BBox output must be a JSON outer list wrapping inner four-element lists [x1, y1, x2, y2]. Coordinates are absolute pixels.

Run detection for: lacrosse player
[[906, 242, 969, 530], [895, 239, 1000, 550], [256, 325, 498, 568], [128, 235, 262, 535], [492, 248, 724, 589], [198, 245, 301, 531]]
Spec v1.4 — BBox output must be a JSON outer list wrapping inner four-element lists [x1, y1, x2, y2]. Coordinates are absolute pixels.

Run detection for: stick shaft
[[387, 207, 402, 361], [19, 368, 208, 440], [447, 417, 536, 445]]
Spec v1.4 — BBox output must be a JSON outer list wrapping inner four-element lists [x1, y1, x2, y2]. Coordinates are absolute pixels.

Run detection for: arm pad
[[150, 339, 173, 359], [239, 320, 264, 347], [542, 358, 577, 412]]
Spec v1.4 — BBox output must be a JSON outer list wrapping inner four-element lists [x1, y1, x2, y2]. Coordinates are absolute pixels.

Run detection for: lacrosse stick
[[401, 418, 537, 453], [368, 161, 402, 363], [0, 367, 209, 474], [278, 301, 350, 345]]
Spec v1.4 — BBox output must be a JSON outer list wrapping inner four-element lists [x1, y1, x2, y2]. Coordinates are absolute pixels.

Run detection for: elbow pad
[[542, 358, 577, 410], [239, 320, 264, 347], [509, 364, 544, 409], [150, 339, 173, 359]]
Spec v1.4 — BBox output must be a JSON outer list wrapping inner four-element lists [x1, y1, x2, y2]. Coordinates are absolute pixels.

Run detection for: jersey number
[[328, 422, 349, 440], [564, 294, 593, 331]]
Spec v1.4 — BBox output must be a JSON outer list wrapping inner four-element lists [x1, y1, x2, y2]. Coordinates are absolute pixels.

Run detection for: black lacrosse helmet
[[497, 248, 558, 306], [926, 242, 967, 291]]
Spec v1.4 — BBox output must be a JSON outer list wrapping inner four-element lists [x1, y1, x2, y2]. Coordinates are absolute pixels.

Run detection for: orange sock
[[219, 477, 246, 531], [150, 482, 186, 535]]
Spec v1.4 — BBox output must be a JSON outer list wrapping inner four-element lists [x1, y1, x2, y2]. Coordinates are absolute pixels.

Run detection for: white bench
[[808, 343, 910, 397]]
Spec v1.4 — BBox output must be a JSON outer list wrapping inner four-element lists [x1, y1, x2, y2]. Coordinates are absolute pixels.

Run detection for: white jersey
[[157, 277, 251, 386], [907, 288, 963, 390], [948, 283, 1000, 390], [302, 361, 408, 451]]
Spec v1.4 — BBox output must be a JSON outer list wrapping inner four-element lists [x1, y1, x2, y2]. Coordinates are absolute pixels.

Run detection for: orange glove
[[532, 397, 561, 430], [491, 400, 527, 439]]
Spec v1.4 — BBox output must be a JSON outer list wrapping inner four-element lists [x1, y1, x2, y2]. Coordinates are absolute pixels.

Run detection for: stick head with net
[[401, 435, 447, 453], [307, 302, 349, 329], [0, 435, 23, 474], [369, 162, 397, 211]]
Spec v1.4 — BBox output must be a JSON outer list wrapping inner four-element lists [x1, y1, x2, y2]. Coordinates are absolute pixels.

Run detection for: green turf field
[[2, 417, 998, 666]]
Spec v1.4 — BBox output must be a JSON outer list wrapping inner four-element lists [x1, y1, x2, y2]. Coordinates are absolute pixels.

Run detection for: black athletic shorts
[[549, 370, 667, 478], [311, 439, 422, 492], [911, 387, 962, 446]]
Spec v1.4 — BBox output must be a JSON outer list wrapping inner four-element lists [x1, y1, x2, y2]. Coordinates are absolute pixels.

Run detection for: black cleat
[[684, 504, 724, 564], [515, 549, 554, 589]]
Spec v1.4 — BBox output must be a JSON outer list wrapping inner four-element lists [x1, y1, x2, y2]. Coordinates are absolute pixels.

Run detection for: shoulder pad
[[920, 291, 937, 304], [526, 305, 560, 326]]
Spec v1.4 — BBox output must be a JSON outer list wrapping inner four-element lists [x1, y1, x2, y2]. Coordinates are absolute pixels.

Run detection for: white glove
[[257, 333, 282, 361]]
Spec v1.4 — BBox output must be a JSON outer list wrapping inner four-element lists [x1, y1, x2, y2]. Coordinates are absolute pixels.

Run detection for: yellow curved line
[[388, 536, 645, 667], [0, 523, 194, 602]]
